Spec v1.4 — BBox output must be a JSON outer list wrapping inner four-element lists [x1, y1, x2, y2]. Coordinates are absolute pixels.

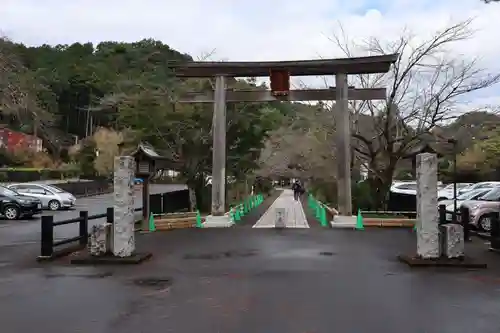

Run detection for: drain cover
[[133, 278, 172, 289]]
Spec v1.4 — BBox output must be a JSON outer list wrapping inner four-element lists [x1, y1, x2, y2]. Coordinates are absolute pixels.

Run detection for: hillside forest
[[1, 18, 500, 210]]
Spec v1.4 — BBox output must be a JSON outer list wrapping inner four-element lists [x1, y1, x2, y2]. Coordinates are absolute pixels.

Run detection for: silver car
[[7, 183, 76, 210]]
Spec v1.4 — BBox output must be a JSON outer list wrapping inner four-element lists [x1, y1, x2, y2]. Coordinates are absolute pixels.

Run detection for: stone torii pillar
[[335, 73, 352, 216], [211, 75, 227, 216]]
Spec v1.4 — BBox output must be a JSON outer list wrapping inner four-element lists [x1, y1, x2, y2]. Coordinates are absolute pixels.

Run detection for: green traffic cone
[[320, 206, 327, 227], [196, 210, 203, 228], [355, 209, 364, 230], [234, 207, 241, 222], [148, 213, 156, 232]]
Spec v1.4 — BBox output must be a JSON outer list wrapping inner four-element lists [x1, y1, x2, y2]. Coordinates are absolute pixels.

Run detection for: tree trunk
[[368, 165, 396, 211], [188, 186, 196, 212]]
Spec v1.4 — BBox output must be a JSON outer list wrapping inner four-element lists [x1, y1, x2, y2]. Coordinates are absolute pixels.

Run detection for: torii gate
[[170, 55, 398, 223]]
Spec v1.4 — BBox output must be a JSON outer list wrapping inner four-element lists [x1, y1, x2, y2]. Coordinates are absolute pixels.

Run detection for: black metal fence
[[55, 179, 112, 197], [150, 189, 190, 215], [38, 189, 192, 260], [388, 192, 416, 212], [38, 207, 142, 260]]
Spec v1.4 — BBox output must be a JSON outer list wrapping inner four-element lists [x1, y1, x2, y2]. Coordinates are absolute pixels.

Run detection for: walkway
[[252, 189, 309, 228]]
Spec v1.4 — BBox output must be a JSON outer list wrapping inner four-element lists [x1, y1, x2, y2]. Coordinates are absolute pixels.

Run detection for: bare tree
[[257, 107, 336, 182], [328, 19, 500, 208]]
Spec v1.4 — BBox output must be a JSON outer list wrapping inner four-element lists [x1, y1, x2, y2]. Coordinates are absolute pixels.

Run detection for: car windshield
[[44, 185, 64, 193], [478, 188, 500, 201], [0, 186, 20, 197], [444, 183, 470, 190], [457, 189, 488, 200]]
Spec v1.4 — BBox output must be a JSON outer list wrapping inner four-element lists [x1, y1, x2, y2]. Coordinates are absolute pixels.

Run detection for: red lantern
[[270, 69, 290, 96]]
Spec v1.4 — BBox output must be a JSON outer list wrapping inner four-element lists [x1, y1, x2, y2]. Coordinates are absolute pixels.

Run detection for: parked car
[[7, 183, 76, 211], [0, 185, 42, 220], [390, 180, 443, 196], [458, 181, 500, 195], [437, 183, 473, 201], [459, 187, 500, 231], [442, 188, 492, 222], [390, 181, 418, 195]]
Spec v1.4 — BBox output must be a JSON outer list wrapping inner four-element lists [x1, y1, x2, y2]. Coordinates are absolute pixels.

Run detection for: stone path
[[252, 189, 309, 228]]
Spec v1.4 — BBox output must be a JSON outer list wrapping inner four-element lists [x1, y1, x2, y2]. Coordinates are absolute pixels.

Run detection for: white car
[[458, 181, 500, 196], [437, 183, 473, 201], [390, 181, 417, 195], [442, 188, 492, 221], [7, 183, 76, 211], [390, 180, 443, 196]]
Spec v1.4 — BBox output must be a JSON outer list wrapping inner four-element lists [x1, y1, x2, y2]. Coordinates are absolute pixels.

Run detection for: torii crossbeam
[[170, 54, 398, 224]]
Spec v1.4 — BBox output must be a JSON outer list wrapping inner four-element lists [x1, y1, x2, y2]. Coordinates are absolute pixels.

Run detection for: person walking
[[292, 180, 304, 201]]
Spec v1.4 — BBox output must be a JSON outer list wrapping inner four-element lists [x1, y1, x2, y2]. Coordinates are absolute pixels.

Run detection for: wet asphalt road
[[1, 228, 500, 333], [0, 184, 187, 247]]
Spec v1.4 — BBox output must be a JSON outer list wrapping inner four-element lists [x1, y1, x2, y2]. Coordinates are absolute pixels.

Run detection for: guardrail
[[38, 207, 142, 260]]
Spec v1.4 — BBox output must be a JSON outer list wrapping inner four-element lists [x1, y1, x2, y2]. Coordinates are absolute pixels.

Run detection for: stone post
[[113, 156, 136, 257], [416, 153, 440, 259], [441, 224, 464, 258]]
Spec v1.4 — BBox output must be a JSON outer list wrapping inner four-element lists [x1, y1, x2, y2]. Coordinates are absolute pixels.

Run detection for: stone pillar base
[[440, 223, 464, 258], [203, 215, 234, 228], [330, 215, 356, 228]]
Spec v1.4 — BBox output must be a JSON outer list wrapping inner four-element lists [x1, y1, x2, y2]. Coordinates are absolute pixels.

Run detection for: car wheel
[[3, 206, 20, 220], [48, 200, 61, 211], [478, 215, 492, 232], [438, 197, 448, 201]]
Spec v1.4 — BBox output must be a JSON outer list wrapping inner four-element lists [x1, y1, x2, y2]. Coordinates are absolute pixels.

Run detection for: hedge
[[0, 168, 81, 183]]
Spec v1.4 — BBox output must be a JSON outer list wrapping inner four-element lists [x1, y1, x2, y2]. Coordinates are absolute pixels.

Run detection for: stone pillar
[[416, 153, 440, 259], [275, 207, 286, 228], [335, 73, 352, 216], [441, 224, 464, 258], [211, 75, 227, 216], [113, 156, 136, 257], [89, 225, 108, 256]]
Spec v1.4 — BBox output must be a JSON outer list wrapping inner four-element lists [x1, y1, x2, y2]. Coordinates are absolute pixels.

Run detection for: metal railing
[[39, 207, 142, 259]]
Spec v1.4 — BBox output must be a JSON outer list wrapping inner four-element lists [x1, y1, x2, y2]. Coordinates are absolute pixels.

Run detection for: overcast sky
[[2, 0, 499, 107]]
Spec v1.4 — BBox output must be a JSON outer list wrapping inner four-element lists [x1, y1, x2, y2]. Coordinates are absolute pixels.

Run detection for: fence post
[[79, 211, 89, 246], [105, 207, 114, 254], [459, 206, 470, 242], [438, 204, 446, 225], [40, 215, 54, 257], [106, 207, 114, 224]]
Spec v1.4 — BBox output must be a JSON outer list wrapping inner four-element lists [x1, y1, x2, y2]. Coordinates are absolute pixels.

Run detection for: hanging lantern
[[270, 69, 290, 96]]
